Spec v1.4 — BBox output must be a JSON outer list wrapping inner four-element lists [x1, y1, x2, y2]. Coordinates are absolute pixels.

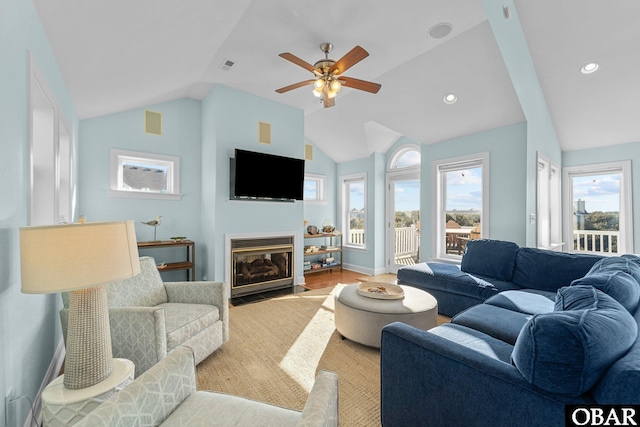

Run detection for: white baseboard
[[25, 339, 65, 427]]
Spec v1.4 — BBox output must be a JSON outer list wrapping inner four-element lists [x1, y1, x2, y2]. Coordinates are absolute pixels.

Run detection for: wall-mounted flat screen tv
[[230, 149, 305, 201]]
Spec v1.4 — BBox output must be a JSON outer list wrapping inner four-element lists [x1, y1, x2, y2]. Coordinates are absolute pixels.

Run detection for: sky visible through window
[[572, 173, 620, 213], [445, 167, 482, 211], [349, 181, 365, 210], [304, 180, 317, 199], [395, 180, 420, 212]]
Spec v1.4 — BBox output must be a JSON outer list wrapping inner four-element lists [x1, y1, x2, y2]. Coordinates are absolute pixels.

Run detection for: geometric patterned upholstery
[[73, 346, 340, 427], [60, 256, 229, 377]]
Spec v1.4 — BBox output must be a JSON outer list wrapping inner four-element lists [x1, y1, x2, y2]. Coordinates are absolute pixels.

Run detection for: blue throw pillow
[[460, 239, 518, 281], [571, 271, 640, 313], [512, 286, 637, 396]]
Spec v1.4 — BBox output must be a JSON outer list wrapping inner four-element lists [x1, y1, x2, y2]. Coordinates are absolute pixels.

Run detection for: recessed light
[[429, 23, 452, 39], [443, 93, 457, 104], [580, 62, 599, 74]]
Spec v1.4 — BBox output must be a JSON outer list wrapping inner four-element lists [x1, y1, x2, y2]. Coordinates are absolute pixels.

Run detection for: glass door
[[387, 175, 420, 273]]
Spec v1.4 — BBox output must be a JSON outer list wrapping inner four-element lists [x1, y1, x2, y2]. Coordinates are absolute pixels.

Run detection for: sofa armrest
[[298, 370, 339, 427], [108, 307, 167, 377], [74, 346, 197, 427], [380, 322, 588, 427], [165, 281, 229, 342]]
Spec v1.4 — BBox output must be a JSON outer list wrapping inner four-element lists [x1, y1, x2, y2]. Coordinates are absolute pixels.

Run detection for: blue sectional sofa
[[397, 239, 603, 317], [381, 243, 640, 427]]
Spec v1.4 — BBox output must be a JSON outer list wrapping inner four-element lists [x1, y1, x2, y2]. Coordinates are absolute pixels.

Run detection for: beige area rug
[[196, 284, 382, 426]]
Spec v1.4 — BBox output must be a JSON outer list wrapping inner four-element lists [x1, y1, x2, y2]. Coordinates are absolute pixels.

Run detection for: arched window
[[389, 145, 421, 170]]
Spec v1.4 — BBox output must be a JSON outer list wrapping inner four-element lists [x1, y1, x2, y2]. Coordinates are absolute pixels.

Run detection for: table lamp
[[20, 220, 140, 390]]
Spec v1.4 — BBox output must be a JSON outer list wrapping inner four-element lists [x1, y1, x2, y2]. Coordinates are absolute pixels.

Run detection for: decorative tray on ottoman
[[357, 283, 405, 300]]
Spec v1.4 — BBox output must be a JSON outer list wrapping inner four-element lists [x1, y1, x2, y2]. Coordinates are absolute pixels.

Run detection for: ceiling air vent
[[219, 59, 235, 71], [258, 121, 271, 145], [304, 144, 313, 161], [144, 110, 162, 136]]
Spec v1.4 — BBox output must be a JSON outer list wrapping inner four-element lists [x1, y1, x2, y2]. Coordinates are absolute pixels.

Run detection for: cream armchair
[[74, 346, 339, 427], [60, 256, 229, 377]]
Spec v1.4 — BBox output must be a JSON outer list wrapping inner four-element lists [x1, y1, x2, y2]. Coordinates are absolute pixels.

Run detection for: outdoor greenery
[[350, 217, 365, 230], [446, 213, 480, 227], [583, 211, 619, 231], [395, 210, 420, 228]]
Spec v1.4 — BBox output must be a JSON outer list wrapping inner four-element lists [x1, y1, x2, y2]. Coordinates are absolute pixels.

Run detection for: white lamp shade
[[20, 220, 141, 294]]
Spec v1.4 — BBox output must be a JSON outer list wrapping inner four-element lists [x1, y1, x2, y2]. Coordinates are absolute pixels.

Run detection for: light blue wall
[[420, 122, 528, 260], [483, 0, 562, 247], [302, 138, 337, 231], [200, 85, 306, 285], [0, 0, 79, 424], [336, 153, 387, 275], [78, 98, 203, 280], [563, 141, 640, 253]]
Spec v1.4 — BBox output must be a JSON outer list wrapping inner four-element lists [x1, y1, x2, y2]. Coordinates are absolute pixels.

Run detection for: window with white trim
[[563, 161, 632, 255], [110, 149, 181, 200], [341, 173, 367, 248], [303, 173, 326, 202], [433, 152, 489, 260]]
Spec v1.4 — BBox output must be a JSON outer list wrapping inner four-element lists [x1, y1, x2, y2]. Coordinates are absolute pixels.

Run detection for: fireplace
[[229, 235, 294, 297]]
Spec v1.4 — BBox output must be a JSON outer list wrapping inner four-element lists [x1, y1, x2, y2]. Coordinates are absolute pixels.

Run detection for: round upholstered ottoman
[[334, 283, 438, 348]]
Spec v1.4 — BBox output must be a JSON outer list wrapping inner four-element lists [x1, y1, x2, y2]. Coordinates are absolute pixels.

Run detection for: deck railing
[[348, 227, 420, 261], [572, 229, 620, 254]]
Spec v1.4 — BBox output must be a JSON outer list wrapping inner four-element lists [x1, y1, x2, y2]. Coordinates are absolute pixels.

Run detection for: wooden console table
[[137, 240, 195, 281]]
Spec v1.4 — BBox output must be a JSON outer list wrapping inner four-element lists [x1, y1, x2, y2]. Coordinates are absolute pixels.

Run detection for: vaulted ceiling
[[33, 0, 640, 163]]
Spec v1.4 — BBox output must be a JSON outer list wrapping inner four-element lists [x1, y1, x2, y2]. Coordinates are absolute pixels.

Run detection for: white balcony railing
[[348, 226, 420, 263], [572, 229, 620, 254]]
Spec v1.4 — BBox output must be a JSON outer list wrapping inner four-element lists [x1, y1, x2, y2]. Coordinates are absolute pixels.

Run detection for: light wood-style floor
[[303, 269, 396, 290]]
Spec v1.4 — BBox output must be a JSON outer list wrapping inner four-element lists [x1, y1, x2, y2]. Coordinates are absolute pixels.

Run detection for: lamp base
[[42, 358, 134, 426], [64, 286, 113, 389]]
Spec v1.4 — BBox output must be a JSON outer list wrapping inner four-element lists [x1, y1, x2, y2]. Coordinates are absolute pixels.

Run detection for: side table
[[41, 358, 135, 426]]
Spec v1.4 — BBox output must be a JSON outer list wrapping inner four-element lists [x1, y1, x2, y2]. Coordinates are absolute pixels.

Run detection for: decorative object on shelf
[[170, 236, 186, 242], [322, 219, 335, 233], [307, 225, 319, 235], [141, 215, 162, 241], [137, 239, 195, 281], [356, 282, 405, 300], [20, 220, 140, 390]]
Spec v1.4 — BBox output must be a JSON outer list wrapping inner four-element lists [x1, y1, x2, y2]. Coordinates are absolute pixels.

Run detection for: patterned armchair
[[74, 346, 339, 427], [60, 256, 229, 377]]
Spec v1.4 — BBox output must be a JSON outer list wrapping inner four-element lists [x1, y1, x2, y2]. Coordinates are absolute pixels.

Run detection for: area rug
[[196, 284, 382, 426]]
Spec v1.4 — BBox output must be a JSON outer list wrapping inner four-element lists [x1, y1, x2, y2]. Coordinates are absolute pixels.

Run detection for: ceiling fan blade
[[340, 76, 382, 94], [275, 79, 315, 93], [328, 46, 369, 75], [279, 53, 320, 74]]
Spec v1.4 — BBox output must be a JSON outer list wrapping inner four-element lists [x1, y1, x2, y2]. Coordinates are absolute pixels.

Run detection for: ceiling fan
[[275, 43, 381, 108]]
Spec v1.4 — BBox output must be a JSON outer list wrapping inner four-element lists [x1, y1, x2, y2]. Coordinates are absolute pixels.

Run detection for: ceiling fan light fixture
[[329, 79, 342, 92], [313, 78, 325, 90], [312, 88, 323, 97]]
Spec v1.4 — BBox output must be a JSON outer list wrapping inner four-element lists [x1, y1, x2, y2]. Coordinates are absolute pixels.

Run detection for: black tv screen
[[231, 149, 305, 201]]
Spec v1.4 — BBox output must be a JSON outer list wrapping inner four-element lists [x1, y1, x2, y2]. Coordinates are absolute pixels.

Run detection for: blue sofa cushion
[[484, 290, 556, 315], [460, 239, 519, 281], [588, 256, 640, 283], [512, 248, 601, 292], [512, 286, 637, 396], [451, 304, 531, 345], [571, 271, 640, 313]]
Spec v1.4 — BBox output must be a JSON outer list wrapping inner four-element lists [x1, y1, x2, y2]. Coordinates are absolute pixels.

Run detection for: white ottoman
[[334, 283, 438, 348]]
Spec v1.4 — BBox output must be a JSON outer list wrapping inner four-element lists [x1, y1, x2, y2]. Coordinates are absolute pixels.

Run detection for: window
[[29, 53, 74, 225], [110, 149, 182, 200], [389, 145, 421, 170], [563, 161, 632, 255], [303, 173, 326, 202], [537, 152, 562, 250], [341, 173, 366, 248], [433, 152, 489, 260]]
